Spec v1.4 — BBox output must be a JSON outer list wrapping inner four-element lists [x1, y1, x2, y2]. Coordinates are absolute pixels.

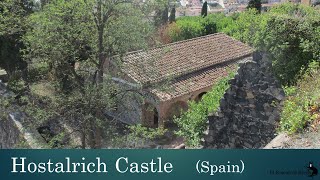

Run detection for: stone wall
[[0, 113, 24, 148], [204, 52, 285, 149], [0, 82, 46, 149]]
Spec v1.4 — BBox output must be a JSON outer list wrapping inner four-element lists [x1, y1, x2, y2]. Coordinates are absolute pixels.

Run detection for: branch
[[83, 0, 99, 28]]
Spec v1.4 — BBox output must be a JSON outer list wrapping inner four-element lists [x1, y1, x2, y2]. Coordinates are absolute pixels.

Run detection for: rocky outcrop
[[204, 52, 285, 149]]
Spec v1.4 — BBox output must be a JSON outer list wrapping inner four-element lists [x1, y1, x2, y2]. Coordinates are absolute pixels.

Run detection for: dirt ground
[[283, 129, 320, 149]]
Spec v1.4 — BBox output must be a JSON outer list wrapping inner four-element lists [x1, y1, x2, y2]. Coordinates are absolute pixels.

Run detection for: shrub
[[174, 72, 235, 148], [159, 22, 182, 43], [116, 124, 167, 148], [261, 15, 319, 85], [280, 100, 312, 134], [27, 62, 49, 82], [165, 14, 219, 42], [220, 4, 320, 85], [175, 16, 204, 40], [279, 61, 320, 134]]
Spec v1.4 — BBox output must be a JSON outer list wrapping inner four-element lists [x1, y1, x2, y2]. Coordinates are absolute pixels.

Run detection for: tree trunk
[[81, 131, 86, 149], [95, 127, 102, 148], [88, 119, 96, 148]]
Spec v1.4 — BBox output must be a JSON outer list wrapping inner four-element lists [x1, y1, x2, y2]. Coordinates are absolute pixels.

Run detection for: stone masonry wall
[[0, 82, 46, 149], [204, 52, 285, 149], [0, 113, 24, 149]]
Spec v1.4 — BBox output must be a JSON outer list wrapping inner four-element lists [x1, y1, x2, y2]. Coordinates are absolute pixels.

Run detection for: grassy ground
[[30, 81, 56, 98]]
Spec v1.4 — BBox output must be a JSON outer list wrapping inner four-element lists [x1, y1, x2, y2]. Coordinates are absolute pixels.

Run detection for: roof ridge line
[[124, 32, 227, 56]]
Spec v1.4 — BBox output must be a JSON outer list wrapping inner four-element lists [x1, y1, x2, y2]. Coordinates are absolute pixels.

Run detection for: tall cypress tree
[[162, 6, 169, 24], [169, 6, 176, 23], [154, 5, 169, 27], [247, 0, 262, 13], [201, 1, 208, 17]]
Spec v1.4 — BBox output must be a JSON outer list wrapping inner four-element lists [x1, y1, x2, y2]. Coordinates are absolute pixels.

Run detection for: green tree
[[247, 0, 262, 13], [23, 0, 153, 148], [0, 0, 35, 79], [201, 1, 207, 17]]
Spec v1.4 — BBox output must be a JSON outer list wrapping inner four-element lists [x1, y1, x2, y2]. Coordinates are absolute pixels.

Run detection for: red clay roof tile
[[122, 33, 253, 84]]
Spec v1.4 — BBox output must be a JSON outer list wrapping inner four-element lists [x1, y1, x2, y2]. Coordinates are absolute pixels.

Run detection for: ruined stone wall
[[0, 82, 46, 149], [204, 52, 285, 149], [0, 113, 25, 148], [0, 82, 21, 148], [114, 90, 143, 125]]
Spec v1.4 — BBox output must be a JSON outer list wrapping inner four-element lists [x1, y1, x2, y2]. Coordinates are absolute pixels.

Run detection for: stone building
[[108, 33, 253, 127]]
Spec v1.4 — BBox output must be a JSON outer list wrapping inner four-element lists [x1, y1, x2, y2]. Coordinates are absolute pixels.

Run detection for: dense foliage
[[0, 0, 34, 78], [163, 14, 217, 42], [280, 61, 320, 134], [174, 72, 235, 148], [0, 0, 159, 149]]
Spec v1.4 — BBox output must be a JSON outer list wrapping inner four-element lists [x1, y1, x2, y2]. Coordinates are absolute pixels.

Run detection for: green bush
[[280, 100, 311, 134], [174, 72, 235, 148], [175, 16, 204, 41], [260, 15, 319, 85], [113, 124, 167, 148], [168, 14, 219, 41], [7, 76, 28, 94], [279, 61, 320, 134], [219, 4, 320, 85], [28, 62, 49, 82]]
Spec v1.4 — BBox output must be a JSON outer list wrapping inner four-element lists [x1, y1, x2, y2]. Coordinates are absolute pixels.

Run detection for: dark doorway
[[153, 108, 159, 127], [195, 92, 207, 102], [143, 102, 159, 128]]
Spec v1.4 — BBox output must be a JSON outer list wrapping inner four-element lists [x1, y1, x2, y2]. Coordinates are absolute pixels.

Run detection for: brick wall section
[[204, 52, 285, 149]]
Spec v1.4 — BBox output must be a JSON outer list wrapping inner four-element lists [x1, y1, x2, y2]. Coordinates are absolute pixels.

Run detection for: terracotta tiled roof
[[150, 58, 250, 101], [122, 33, 253, 84]]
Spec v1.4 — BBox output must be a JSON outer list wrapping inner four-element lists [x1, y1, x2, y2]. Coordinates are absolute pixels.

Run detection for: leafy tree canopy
[[0, 0, 35, 77]]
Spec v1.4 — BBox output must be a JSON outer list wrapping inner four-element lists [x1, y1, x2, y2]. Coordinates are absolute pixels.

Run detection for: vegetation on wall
[[106, 123, 168, 148], [174, 72, 235, 148]]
